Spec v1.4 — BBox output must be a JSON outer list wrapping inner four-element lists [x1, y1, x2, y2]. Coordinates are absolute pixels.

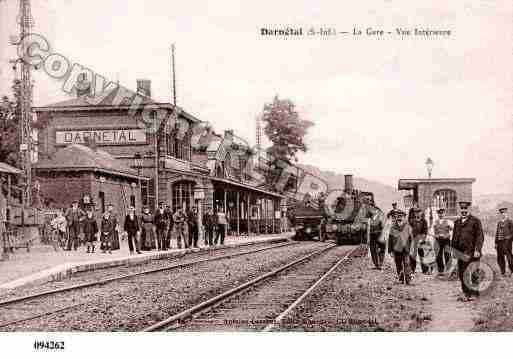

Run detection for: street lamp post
[[134, 153, 143, 209], [425, 157, 434, 227]]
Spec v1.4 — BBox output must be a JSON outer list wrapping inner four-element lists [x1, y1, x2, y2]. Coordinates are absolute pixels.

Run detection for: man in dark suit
[[123, 205, 141, 255], [387, 202, 398, 219], [452, 201, 484, 301], [495, 207, 513, 277], [409, 207, 428, 275], [153, 202, 167, 251], [65, 200, 84, 251], [203, 208, 215, 246], [187, 207, 199, 248], [164, 205, 174, 250]]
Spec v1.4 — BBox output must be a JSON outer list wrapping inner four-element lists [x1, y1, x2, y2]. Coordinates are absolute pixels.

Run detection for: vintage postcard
[[0, 0, 512, 356]]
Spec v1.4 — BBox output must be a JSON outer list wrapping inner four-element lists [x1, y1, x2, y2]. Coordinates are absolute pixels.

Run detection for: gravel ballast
[[1, 241, 328, 331]]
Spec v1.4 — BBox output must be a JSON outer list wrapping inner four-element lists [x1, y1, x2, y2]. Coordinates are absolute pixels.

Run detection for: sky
[[0, 0, 511, 195]]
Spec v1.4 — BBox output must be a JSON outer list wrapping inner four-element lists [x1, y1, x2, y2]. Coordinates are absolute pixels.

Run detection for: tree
[[0, 80, 21, 168], [261, 95, 313, 163], [260, 95, 313, 193]]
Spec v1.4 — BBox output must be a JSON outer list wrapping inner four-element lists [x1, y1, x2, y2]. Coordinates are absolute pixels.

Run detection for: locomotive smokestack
[[344, 174, 354, 193]]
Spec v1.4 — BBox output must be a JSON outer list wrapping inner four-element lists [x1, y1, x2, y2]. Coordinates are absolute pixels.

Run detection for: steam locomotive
[[293, 175, 384, 245]]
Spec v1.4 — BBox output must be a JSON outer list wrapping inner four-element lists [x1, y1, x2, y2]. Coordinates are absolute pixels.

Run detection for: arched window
[[433, 189, 457, 216]]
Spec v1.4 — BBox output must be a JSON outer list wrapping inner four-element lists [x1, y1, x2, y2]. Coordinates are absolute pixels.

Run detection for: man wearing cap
[[388, 210, 413, 284], [408, 201, 419, 226], [368, 207, 386, 270], [452, 201, 484, 301], [410, 207, 429, 275], [65, 200, 85, 251], [433, 208, 454, 275], [387, 203, 398, 219], [173, 208, 187, 249], [154, 202, 167, 251], [495, 207, 513, 277]]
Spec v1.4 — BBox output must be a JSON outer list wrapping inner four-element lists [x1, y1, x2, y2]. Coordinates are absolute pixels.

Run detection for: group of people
[[123, 202, 229, 253], [49, 200, 230, 255], [50, 201, 122, 254], [372, 200, 512, 302]]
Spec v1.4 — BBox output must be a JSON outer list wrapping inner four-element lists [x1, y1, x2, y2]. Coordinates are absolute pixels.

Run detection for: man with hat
[[65, 200, 85, 251], [495, 207, 513, 277], [452, 201, 484, 301], [388, 210, 413, 284], [433, 208, 454, 275], [387, 202, 398, 219], [154, 202, 167, 251]]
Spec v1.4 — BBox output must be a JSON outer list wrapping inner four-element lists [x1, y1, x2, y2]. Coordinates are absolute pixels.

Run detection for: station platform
[[0, 232, 295, 292]]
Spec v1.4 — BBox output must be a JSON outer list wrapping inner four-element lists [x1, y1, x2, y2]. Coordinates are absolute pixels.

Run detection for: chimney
[[136, 79, 152, 98], [76, 72, 92, 97], [344, 174, 353, 193], [224, 129, 234, 141]]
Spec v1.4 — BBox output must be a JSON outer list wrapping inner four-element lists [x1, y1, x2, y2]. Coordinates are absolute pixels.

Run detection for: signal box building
[[398, 178, 476, 217]]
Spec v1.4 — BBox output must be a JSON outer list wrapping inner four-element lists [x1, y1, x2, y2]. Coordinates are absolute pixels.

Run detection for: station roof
[[33, 86, 201, 124], [398, 178, 476, 190], [211, 177, 285, 198], [0, 162, 22, 175], [35, 144, 149, 180]]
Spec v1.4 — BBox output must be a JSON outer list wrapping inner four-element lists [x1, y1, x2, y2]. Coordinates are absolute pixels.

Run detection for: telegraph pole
[[9, 0, 35, 215]]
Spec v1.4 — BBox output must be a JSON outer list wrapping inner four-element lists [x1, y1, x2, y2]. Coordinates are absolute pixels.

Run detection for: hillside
[[298, 164, 402, 210], [474, 193, 513, 212]]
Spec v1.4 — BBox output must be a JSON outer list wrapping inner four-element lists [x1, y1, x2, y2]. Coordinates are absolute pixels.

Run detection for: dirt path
[[416, 274, 475, 331]]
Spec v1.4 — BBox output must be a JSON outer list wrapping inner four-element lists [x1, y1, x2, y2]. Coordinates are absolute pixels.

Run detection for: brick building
[[398, 178, 476, 217], [33, 81, 284, 235], [34, 144, 149, 219]]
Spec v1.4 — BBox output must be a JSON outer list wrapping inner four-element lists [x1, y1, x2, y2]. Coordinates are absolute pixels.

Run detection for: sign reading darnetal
[[55, 129, 147, 145]]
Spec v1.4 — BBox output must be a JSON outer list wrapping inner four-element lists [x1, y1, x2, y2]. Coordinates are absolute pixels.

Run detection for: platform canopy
[[0, 162, 22, 175]]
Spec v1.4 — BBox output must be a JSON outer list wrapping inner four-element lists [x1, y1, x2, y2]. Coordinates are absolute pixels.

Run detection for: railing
[[1, 224, 33, 260]]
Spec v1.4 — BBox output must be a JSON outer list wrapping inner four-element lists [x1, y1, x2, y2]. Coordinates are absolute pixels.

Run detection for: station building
[[33, 80, 284, 235], [398, 177, 476, 217]]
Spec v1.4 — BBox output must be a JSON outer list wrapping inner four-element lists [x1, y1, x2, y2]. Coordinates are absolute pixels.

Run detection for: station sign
[[55, 129, 147, 146]]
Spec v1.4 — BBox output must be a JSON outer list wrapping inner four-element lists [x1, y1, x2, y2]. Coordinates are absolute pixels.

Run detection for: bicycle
[[50, 228, 67, 251]]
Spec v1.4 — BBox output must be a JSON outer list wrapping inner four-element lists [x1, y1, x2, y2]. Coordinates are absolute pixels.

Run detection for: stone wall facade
[[417, 181, 473, 212]]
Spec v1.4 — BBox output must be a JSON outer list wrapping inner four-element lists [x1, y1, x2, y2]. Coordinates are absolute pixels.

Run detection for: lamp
[[425, 157, 434, 179]]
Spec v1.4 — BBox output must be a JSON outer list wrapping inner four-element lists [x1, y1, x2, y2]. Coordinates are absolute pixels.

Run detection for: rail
[[0, 240, 297, 327], [143, 243, 337, 331]]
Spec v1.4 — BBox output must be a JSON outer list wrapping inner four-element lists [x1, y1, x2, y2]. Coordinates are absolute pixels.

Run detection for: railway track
[[0, 240, 300, 329], [145, 244, 363, 332]]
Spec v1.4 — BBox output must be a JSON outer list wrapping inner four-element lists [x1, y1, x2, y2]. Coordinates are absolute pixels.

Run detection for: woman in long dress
[[140, 206, 156, 251], [100, 211, 116, 254], [82, 206, 98, 253]]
